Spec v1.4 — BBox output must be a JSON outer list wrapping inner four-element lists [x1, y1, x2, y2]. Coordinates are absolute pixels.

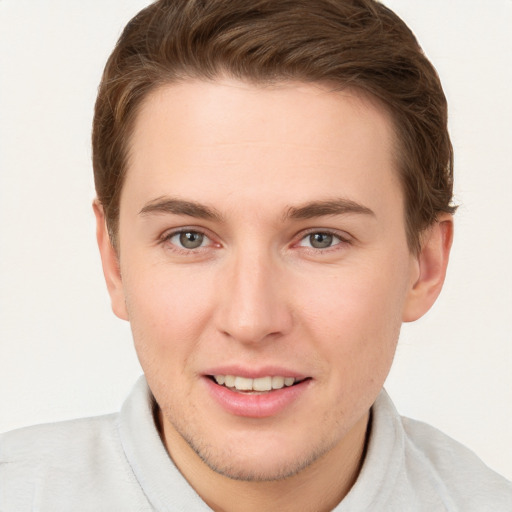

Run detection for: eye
[[167, 230, 209, 250], [297, 231, 345, 249]]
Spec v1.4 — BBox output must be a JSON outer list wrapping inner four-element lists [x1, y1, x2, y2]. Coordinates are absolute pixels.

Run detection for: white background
[[1, 0, 511, 480]]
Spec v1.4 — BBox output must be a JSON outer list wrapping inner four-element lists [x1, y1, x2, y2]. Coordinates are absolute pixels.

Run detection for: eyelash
[[159, 228, 351, 254], [160, 228, 217, 254], [295, 229, 351, 253]]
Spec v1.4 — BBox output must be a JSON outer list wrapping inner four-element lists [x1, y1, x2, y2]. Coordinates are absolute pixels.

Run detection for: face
[[101, 79, 428, 481]]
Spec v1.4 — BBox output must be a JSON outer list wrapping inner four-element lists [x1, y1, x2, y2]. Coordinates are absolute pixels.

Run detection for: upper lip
[[202, 365, 309, 380]]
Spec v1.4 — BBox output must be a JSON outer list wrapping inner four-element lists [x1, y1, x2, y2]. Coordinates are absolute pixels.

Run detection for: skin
[[95, 79, 453, 512]]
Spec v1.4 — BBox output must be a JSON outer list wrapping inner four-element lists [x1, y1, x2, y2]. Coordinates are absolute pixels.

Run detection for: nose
[[215, 249, 293, 345]]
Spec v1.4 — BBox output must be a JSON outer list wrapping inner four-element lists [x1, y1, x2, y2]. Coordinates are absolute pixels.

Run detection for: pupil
[[310, 233, 333, 249], [180, 231, 203, 249]]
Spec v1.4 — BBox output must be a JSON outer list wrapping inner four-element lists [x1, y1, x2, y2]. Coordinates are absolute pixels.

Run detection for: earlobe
[[402, 214, 454, 322], [93, 200, 129, 321]]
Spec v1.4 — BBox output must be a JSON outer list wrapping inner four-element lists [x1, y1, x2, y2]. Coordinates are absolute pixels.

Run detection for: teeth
[[253, 376, 272, 391], [224, 375, 236, 388], [271, 376, 284, 389], [213, 375, 298, 391], [234, 376, 253, 391]]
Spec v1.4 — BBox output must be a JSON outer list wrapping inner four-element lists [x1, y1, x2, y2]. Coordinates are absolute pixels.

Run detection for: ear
[[402, 214, 454, 322], [93, 200, 129, 321]]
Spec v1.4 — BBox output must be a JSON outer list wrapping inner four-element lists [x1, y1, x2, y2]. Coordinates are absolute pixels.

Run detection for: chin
[[197, 450, 323, 482], [178, 424, 338, 482]]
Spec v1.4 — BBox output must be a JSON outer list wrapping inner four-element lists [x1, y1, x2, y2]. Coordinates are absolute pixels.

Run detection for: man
[[1, 0, 511, 510]]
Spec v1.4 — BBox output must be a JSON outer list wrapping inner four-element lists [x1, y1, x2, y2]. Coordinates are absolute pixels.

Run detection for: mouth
[[205, 372, 312, 417], [208, 375, 310, 394]]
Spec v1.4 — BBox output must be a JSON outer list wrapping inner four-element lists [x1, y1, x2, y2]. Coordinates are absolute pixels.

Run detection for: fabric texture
[[1, 376, 511, 511]]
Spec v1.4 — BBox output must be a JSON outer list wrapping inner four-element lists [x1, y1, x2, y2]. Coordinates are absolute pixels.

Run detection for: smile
[[212, 375, 304, 392], [205, 373, 312, 417]]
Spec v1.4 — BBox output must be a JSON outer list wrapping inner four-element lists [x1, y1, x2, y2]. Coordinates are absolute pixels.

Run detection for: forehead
[[123, 79, 402, 219]]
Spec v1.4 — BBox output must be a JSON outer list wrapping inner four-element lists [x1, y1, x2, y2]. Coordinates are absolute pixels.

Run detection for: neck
[[158, 410, 370, 512]]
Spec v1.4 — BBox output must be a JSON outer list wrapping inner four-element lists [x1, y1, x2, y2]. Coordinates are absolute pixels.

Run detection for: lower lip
[[204, 377, 311, 418]]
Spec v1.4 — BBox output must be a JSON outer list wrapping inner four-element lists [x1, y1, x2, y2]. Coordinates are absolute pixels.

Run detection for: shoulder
[[401, 415, 512, 511], [0, 413, 122, 469], [2, 412, 116, 447], [355, 391, 512, 511], [0, 414, 150, 511]]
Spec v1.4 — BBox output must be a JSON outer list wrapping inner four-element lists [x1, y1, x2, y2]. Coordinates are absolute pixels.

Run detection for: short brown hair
[[92, 0, 456, 252]]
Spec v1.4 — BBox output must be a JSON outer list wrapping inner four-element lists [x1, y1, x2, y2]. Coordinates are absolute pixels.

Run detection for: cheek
[[300, 262, 406, 333], [122, 263, 215, 362], [296, 259, 408, 376]]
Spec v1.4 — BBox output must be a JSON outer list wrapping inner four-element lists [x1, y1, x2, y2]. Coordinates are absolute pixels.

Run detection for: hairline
[[108, 75, 422, 255]]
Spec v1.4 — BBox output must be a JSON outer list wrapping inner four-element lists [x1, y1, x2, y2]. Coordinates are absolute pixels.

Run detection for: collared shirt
[[1, 376, 511, 511]]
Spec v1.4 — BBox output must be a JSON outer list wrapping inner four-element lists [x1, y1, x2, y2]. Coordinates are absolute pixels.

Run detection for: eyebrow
[[139, 196, 374, 222], [284, 198, 375, 220], [139, 197, 223, 221]]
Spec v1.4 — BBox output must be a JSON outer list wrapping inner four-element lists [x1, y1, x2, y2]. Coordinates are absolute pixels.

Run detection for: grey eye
[[179, 231, 205, 249], [309, 233, 334, 249]]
